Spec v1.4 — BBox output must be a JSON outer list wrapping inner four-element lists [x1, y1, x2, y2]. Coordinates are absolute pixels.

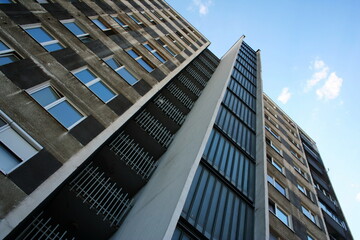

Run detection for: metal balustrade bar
[[177, 74, 202, 96], [108, 132, 156, 179], [135, 110, 174, 148], [167, 83, 194, 109], [153, 95, 186, 125], [186, 67, 207, 87], [69, 163, 133, 227]]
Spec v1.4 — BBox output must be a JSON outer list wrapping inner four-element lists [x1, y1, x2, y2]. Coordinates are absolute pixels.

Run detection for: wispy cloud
[[277, 87, 291, 104], [356, 192, 360, 202], [305, 58, 343, 101], [190, 0, 213, 16], [305, 60, 329, 91], [316, 72, 343, 100]]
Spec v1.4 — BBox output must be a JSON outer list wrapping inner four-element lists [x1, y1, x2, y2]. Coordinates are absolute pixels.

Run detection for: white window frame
[[143, 42, 166, 63], [27, 82, 86, 130], [91, 17, 111, 32], [126, 48, 154, 72], [140, 11, 155, 24], [269, 199, 292, 228], [103, 56, 139, 86], [301, 205, 317, 224], [267, 174, 287, 197], [72, 66, 117, 103], [61, 19, 92, 42], [111, 15, 129, 30], [22, 23, 63, 51], [128, 13, 143, 25], [0, 40, 20, 65], [294, 163, 308, 180], [0, 110, 42, 174], [151, 10, 164, 22], [157, 37, 177, 57], [267, 154, 284, 174], [265, 124, 280, 140], [266, 138, 282, 156], [166, 34, 184, 51]]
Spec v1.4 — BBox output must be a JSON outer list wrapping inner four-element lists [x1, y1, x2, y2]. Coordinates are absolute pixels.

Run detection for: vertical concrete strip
[[112, 37, 245, 240], [254, 50, 268, 240]]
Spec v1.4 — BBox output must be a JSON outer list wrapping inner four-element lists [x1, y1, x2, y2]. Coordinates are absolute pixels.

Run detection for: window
[[265, 124, 280, 140], [301, 205, 316, 223], [181, 27, 197, 42], [267, 155, 283, 173], [269, 199, 291, 227], [28, 84, 85, 129], [73, 67, 116, 103], [0, 40, 20, 66], [297, 183, 308, 195], [143, 43, 166, 63], [151, 10, 164, 22], [62, 21, 92, 43], [166, 34, 184, 51], [265, 114, 279, 128], [0, 110, 42, 174], [267, 175, 287, 196], [307, 234, 315, 240], [112, 16, 129, 30], [156, 38, 177, 57], [290, 147, 302, 161], [104, 57, 138, 85], [266, 138, 282, 155], [91, 18, 111, 32], [23, 25, 63, 52], [128, 13, 143, 27], [294, 164, 308, 180], [141, 11, 156, 24], [0, 0, 15, 3], [175, 31, 191, 46], [126, 49, 154, 72]]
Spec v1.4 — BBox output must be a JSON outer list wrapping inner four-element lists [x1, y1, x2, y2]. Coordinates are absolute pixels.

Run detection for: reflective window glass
[[92, 19, 108, 30], [63, 22, 86, 36]]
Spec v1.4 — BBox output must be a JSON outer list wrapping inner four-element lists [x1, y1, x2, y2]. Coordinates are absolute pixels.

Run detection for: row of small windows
[[203, 129, 255, 200], [234, 61, 256, 85], [239, 47, 257, 66], [182, 164, 254, 240], [215, 106, 255, 158], [237, 57, 256, 76], [231, 69, 256, 96], [228, 78, 256, 111], [223, 91, 256, 131]]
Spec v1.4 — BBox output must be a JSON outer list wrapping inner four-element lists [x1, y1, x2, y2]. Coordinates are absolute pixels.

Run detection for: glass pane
[[0, 41, 10, 51], [48, 100, 83, 128], [64, 22, 86, 36], [0, 117, 6, 127], [79, 35, 93, 43], [31, 86, 60, 107], [143, 43, 153, 51], [26, 27, 54, 43], [129, 15, 141, 24], [105, 58, 120, 70], [89, 81, 115, 103], [153, 52, 166, 63], [112, 17, 126, 27], [276, 207, 289, 225], [275, 181, 286, 195], [137, 58, 153, 72], [117, 67, 138, 85], [92, 19, 108, 30], [164, 46, 176, 56], [0, 144, 21, 173], [272, 160, 282, 172], [127, 49, 139, 59], [74, 69, 97, 84], [44, 43, 63, 52], [0, 0, 14, 3], [0, 54, 19, 66]]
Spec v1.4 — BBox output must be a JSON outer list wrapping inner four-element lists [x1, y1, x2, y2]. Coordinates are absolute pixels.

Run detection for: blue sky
[[167, 0, 360, 238]]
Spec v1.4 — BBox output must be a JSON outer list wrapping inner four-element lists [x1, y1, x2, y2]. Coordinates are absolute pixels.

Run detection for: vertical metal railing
[[166, 83, 194, 109], [153, 94, 186, 125]]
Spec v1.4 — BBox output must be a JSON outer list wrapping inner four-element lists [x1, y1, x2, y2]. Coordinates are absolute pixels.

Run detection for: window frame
[[156, 38, 177, 57], [143, 42, 166, 63], [267, 154, 284, 174], [22, 24, 64, 52], [27, 82, 86, 130], [166, 34, 185, 51], [140, 11, 156, 25], [61, 19, 92, 43], [0, 110, 42, 175], [301, 205, 317, 224], [265, 124, 281, 140], [111, 15, 130, 30], [91, 17, 111, 32], [0, 40, 21, 66], [126, 48, 154, 72], [103, 56, 139, 86], [266, 137, 282, 156], [269, 199, 292, 228], [72, 66, 117, 103], [267, 174, 287, 197]]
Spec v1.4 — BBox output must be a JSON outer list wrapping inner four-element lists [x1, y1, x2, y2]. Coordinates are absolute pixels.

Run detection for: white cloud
[[277, 87, 291, 104], [305, 59, 329, 91], [356, 192, 360, 202], [316, 72, 343, 100], [191, 0, 213, 16]]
